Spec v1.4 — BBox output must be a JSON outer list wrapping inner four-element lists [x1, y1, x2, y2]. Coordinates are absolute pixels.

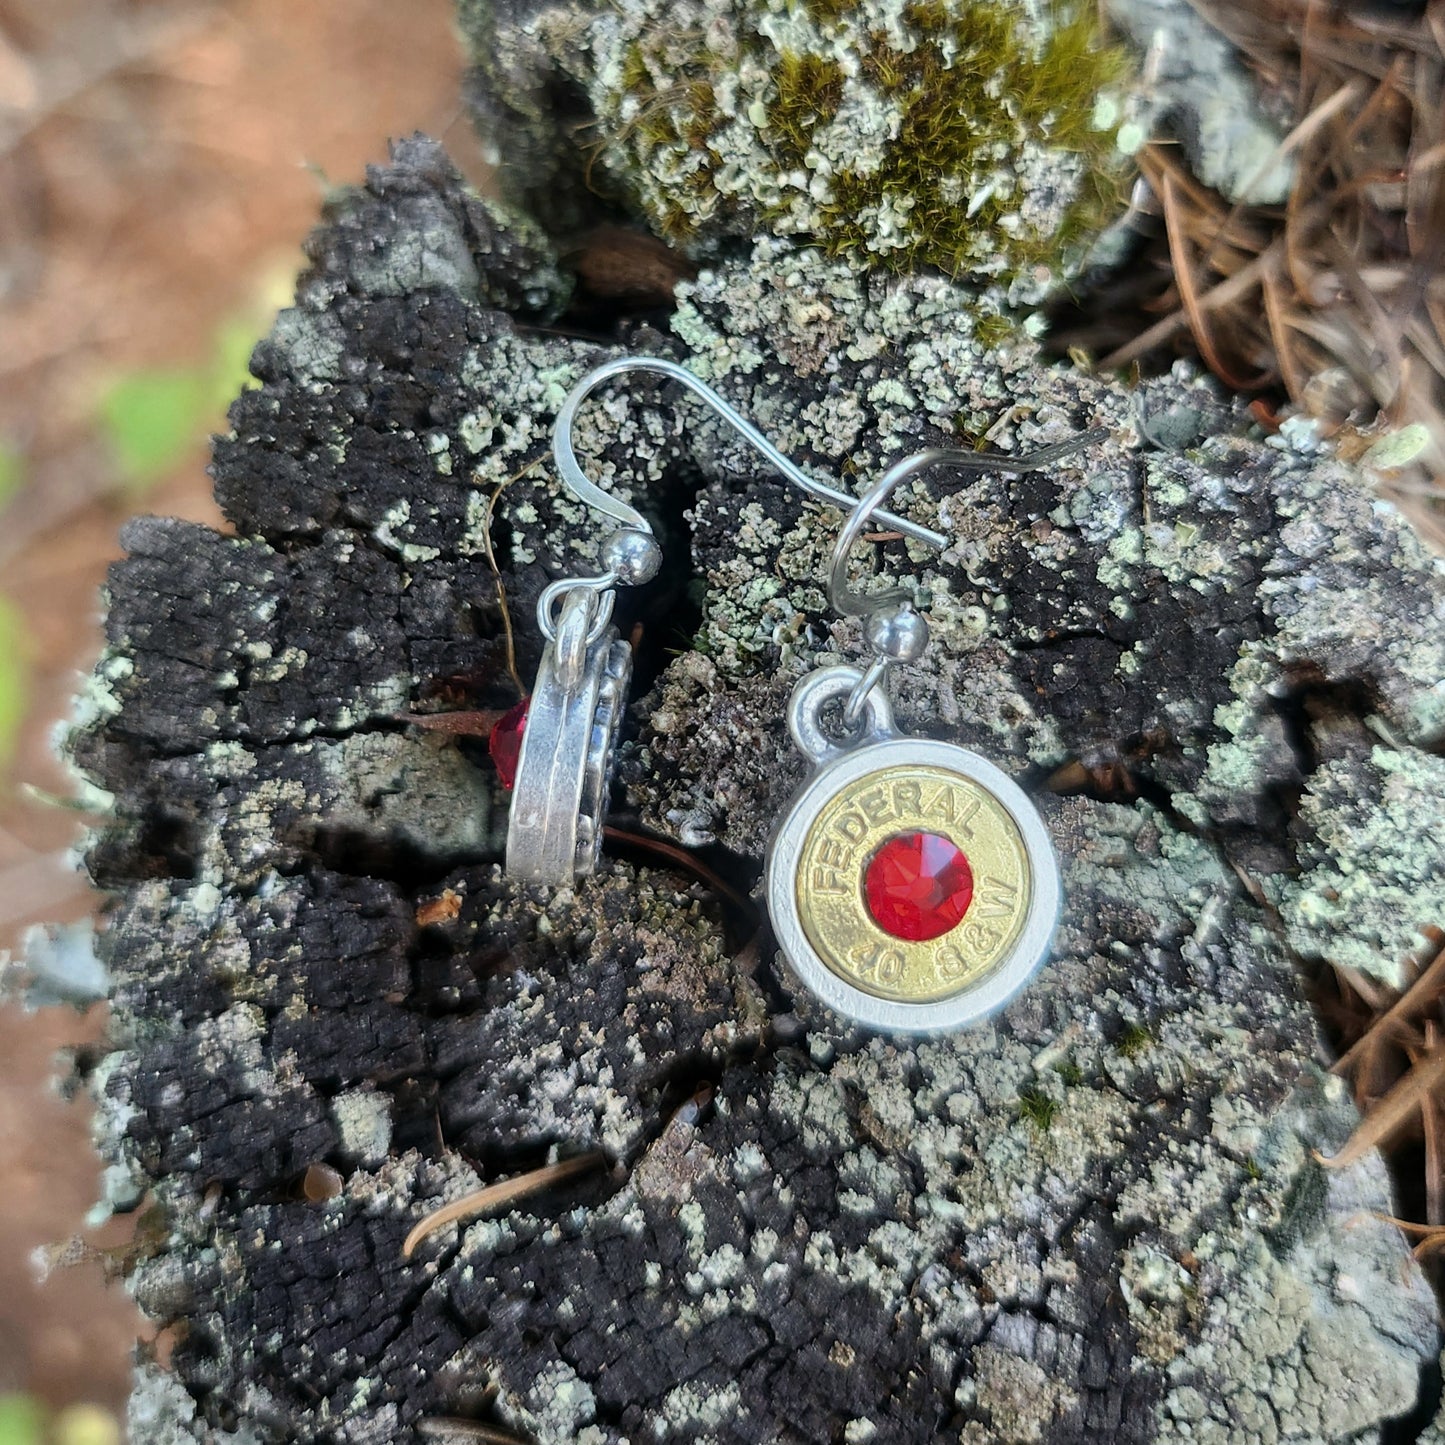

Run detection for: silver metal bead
[[600, 527, 663, 586], [864, 605, 929, 663]]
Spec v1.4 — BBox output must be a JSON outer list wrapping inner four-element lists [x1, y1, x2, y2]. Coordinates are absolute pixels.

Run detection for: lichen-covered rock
[[63, 139, 1445, 1442], [321, 131, 572, 317], [1101, 0, 1294, 204], [459, 0, 1135, 300], [1266, 743, 1445, 984]]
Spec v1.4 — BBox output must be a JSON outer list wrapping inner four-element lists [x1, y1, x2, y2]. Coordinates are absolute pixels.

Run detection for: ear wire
[[552, 355, 949, 552]]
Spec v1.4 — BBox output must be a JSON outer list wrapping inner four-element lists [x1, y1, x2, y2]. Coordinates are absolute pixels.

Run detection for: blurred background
[[0, 0, 489, 1435]]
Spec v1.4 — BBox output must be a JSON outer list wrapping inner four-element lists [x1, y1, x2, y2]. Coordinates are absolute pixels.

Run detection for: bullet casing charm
[[767, 667, 1060, 1033]]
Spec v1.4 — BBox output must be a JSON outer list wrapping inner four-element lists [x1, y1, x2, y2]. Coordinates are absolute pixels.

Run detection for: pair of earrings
[[501, 357, 1087, 1034]]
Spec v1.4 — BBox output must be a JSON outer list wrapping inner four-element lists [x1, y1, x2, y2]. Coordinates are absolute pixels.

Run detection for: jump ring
[[536, 573, 618, 643], [842, 656, 891, 729]]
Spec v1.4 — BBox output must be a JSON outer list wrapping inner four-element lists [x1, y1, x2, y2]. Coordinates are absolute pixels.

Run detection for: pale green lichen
[[505, 1359, 598, 1439], [128, 1364, 268, 1445], [105, 169, 1445, 1438], [581, 0, 1133, 297], [337, 168, 569, 314], [268, 308, 346, 384], [1114, 1021, 1153, 1058], [332, 1088, 394, 1166], [964, 1345, 1075, 1440], [1262, 462, 1445, 748], [1269, 747, 1445, 984]]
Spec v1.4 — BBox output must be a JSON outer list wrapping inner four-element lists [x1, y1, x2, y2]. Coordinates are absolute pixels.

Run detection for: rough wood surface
[[61, 137, 1445, 1444]]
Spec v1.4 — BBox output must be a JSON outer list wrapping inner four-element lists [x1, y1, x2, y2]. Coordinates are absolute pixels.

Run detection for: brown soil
[[0, 0, 488, 1414]]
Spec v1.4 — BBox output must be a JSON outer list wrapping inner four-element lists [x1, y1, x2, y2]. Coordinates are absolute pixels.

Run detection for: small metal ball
[[600, 528, 663, 586], [864, 606, 929, 663]]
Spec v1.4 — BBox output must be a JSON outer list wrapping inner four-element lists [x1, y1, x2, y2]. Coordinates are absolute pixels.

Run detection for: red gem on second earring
[[489, 698, 529, 790], [864, 832, 974, 942]]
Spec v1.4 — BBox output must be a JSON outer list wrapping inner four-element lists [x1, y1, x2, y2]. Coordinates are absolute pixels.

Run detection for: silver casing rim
[[506, 628, 631, 885], [766, 737, 1061, 1034]]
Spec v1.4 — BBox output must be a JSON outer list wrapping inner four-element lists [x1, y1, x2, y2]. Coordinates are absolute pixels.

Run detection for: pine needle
[[1322, 930, 1445, 1202], [1071, 0, 1445, 539], [1318, 1047, 1445, 1170], [403, 1152, 606, 1259]]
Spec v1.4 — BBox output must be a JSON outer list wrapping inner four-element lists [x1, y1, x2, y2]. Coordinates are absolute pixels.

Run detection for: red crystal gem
[[489, 698, 529, 790], [864, 831, 974, 942]]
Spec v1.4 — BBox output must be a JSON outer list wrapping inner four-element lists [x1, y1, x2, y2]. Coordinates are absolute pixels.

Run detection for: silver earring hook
[[553, 355, 949, 552], [830, 429, 1107, 726], [827, 431, 1108, 619]]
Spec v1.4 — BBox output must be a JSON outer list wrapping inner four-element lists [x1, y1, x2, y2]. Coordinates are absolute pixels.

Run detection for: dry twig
[[602, 824, 757, 917], [480, 456, 545, 699], [417, 1421, 528, 1444], [1374, 1214, 1445, 1261]]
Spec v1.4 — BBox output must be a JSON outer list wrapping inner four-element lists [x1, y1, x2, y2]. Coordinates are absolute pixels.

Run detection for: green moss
[[800, 0, 854, 23], [601, 0, 1132, 290], [658, 200, 700, 244], [973, 313, 1017, 350], [637, 109, 684, 148], [1115, 1022, 1154, 1058], [682, 81, 720, 145], [902, 0, 950, 29], [1017, 1085, 1058, 1132], [769, 51, 845, 160], [1053, 1057, 1085, 1087], [822, 0, 1131, 278], [616, 34, 719, 157], [619, 41, 653, 96], [859, 38, 906, 92]]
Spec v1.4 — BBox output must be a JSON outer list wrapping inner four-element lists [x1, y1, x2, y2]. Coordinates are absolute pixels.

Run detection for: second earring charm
[[766, 443, 1081, 1033], [506, 356, 1090, 1033]]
